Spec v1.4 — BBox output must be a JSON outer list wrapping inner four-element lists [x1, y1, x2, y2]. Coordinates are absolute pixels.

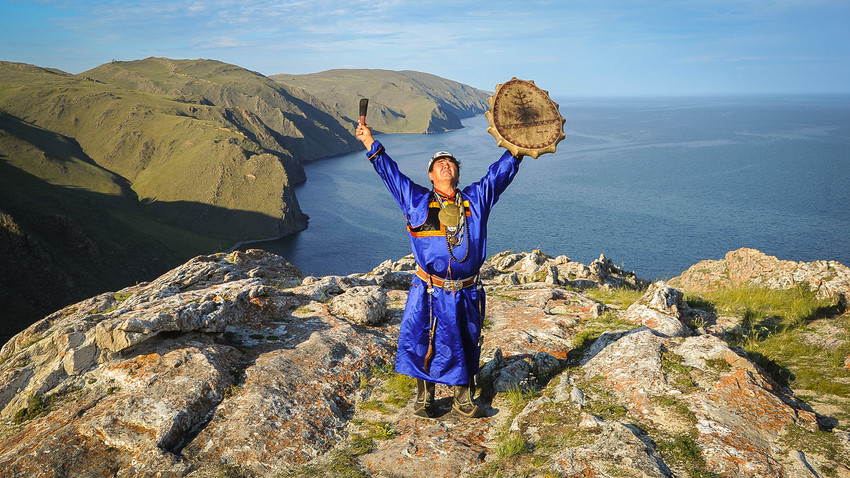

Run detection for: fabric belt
[[416, 266, 477, 292]]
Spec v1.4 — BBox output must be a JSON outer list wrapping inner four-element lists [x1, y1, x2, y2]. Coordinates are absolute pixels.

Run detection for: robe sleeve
[[466, 150, 522, 211], [367, 141, 432, 227]]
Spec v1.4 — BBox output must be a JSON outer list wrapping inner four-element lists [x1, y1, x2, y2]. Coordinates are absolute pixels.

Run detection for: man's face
[[428, 157, 459, 188]]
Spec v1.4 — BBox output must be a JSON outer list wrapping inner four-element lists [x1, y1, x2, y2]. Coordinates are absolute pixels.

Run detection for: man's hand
[[356, 124, 375, 150]]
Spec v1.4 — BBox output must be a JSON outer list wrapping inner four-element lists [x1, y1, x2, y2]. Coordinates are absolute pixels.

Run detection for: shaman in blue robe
[[367, 140, 522, 386]]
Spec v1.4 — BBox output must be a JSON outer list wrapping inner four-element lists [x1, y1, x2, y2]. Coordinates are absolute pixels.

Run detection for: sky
[[1, 0, 848, 97]]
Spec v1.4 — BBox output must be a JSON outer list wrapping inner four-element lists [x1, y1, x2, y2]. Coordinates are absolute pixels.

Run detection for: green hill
[[82, 58, 358, 162], [0, 112, 222, 337], [0, 60, 310, 241], [271, 69, 491, 133]]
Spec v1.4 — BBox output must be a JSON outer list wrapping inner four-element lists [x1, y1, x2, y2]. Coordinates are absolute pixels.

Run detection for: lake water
[[244, 96, 850, 281]]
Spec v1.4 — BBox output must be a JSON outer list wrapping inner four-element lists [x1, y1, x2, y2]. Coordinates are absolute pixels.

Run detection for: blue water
[[246, 96, 850, 281]]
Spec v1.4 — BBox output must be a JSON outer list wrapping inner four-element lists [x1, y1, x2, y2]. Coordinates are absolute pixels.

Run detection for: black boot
[[413, 379, 435, 418], [452, 384, 483, 418]]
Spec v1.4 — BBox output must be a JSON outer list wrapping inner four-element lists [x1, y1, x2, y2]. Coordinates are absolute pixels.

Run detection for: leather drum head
[[485, 78, 566, 159]]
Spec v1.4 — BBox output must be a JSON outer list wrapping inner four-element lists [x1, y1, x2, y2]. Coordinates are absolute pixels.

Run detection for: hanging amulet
[[447, 235, 459, 246], [438, 204, 462, 228]]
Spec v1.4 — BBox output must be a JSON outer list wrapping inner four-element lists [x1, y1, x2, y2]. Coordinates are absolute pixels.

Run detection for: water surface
[[246, 96, 850, 280]]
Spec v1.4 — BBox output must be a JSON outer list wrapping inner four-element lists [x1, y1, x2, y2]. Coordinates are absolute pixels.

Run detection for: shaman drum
[[485, 78, 566, 159]]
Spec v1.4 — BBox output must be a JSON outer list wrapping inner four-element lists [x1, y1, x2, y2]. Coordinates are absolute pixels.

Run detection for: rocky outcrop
[[670, 247, 850, 303], [1, 249, 848, 477]]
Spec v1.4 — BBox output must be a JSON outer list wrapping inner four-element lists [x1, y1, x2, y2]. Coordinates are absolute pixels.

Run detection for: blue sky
[[1, 0, 848, 96]]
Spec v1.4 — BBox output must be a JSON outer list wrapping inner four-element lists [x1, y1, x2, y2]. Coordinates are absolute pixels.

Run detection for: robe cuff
[[367, 141, 384, 161]]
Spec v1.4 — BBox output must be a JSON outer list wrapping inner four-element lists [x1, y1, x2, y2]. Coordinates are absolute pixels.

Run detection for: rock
[[479, 349, 534, 394], [577, 411, 604, 429], [0, 250, 394, 476], [622, 282, 689, 337], [532, 351, 561, 380], [1, 248, 848, 478], [482, 287, 595, 360], [571, 384, 586, 409], [510, 395, 552, 432], [581, 327, 826, 478], [545, 265, 559, 285], [487, 250, 648, 290], [363, 257, 415, 290], [300, 276, 346, 301], [671, 247, 850, 303], [328, 286, 388, 325], [589, 302, 605, 318], [548, 419, 670, 477]]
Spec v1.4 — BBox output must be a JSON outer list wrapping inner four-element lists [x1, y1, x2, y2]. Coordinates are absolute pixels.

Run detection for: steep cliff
[[1, 248, 847, 477]]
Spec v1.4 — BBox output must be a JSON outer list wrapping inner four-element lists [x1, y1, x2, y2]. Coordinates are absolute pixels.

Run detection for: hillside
[[0, 111, 222, 338], [0, 60, 310, 242], [1, 59, 490, 337], [0, 248, 847, 477], [271, 69, 491, 134], [82, 57, 359, 163]]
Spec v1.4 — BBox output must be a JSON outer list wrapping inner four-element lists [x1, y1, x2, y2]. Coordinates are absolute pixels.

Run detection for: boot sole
[[451, 403, 484, 418]]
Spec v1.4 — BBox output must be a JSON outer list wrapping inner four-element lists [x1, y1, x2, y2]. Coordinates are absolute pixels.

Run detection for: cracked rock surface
[[1, 248, 848, 477]]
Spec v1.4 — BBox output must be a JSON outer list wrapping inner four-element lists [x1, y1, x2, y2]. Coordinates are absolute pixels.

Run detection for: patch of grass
[[12, 386, 84, 424], [278, 446, 369, 478], [661, 349, 697, 392], [581, 375, 629, 421], [584, 286, 644, 309], [223, 385, 243, 400], [18, 334, 45, 352], [351, 419, 397, 440], [688, 284, 837, 333], [488, 291, 521, 302], [13, 394, 49, 424], [655, 433, 715, 478], [495, 432, 529, 458], [504, 385, 540, 415], [346, 419, 396, 461], [649, 395, 697, 426], [568, 312, 642, 361], [361, 361, 415, 410], [780, 423, 845, 463], [370, 361, 395, 377], [358, 400, 391, 414], [382, 372, 416, 408], [704, 358, 731, 373], [736, 315, 850, 397]]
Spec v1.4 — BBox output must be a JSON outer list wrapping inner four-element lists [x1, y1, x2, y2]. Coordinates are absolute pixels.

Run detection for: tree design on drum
[[485, 78, 566, 159]]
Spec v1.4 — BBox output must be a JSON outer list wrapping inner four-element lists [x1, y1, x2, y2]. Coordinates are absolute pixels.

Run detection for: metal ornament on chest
[[436, 192, 469, 262]]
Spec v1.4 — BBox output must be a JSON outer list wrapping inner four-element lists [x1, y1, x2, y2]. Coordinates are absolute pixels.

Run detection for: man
[[356, 123, 522, 418]]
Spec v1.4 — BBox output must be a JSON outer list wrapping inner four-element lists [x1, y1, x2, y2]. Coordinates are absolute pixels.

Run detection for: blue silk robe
[[367, 140, 522, 385]]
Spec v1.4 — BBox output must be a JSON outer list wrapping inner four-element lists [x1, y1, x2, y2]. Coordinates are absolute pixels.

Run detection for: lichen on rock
[[1, 248, 848, 477]]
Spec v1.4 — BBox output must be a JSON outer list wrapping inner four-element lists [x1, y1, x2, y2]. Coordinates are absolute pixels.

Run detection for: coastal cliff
[[1, 248, 848, 477]]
